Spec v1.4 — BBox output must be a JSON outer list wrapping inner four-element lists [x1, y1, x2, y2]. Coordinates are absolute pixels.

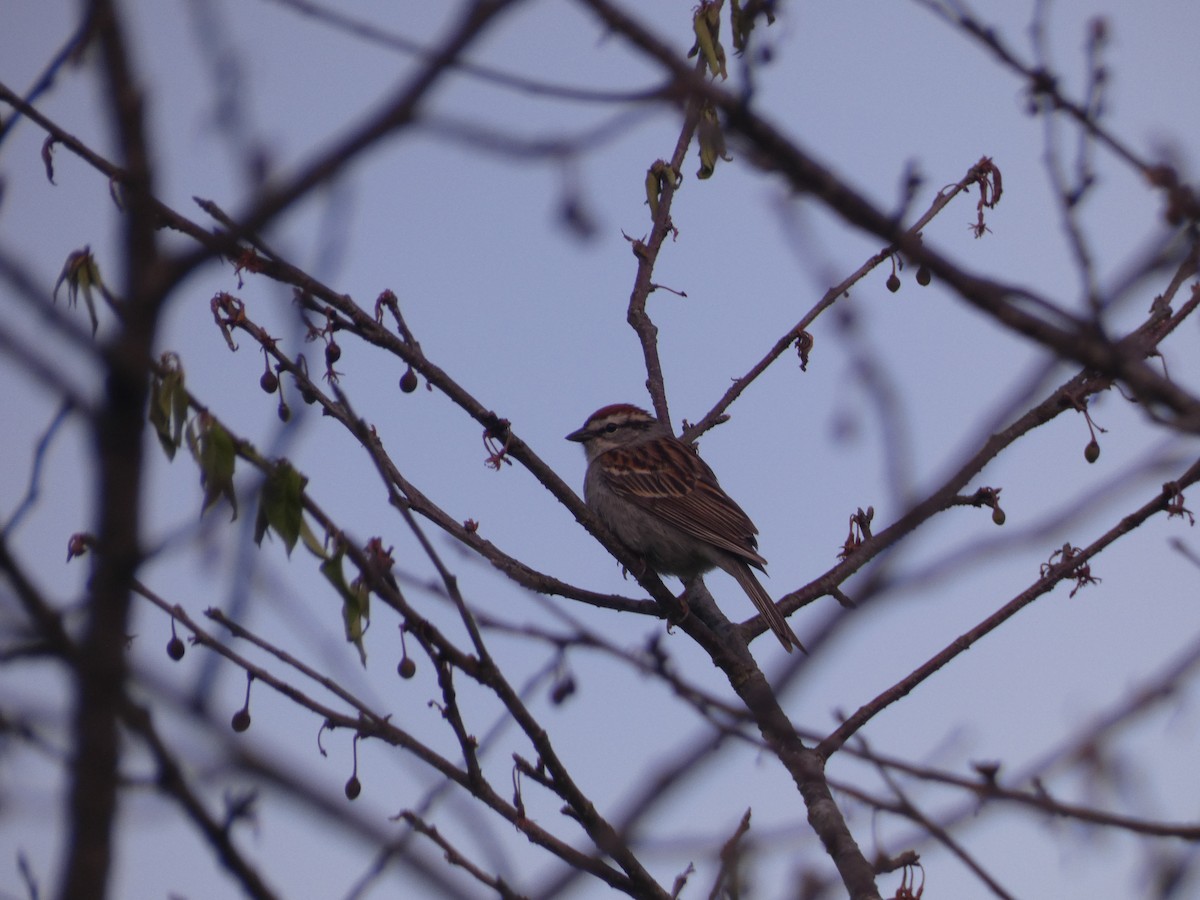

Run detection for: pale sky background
[[2, 2, 1200, 898]]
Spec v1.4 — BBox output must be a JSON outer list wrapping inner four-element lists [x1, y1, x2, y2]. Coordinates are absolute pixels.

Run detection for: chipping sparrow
[[567, 404, 804, 652]]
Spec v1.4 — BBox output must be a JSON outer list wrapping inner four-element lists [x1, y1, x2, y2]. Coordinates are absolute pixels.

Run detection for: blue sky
[[3, 2, 1200, 898]]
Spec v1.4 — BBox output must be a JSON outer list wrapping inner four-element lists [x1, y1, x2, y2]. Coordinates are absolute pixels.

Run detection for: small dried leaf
[[42, 136, 58, 184]]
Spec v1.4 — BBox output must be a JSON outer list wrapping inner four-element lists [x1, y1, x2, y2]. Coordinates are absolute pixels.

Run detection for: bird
[[567, 403, 804, 652]]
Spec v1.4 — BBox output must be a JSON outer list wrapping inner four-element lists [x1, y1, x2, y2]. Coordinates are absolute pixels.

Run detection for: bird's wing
[[598, 436, 767, 568]]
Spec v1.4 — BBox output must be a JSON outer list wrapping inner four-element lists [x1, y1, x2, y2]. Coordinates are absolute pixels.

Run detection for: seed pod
[[550, 675, 577, 706], [886, 273, 901, 293], [398, 657, 417, 680], [1084, 439, 1100, 463], [916, 265, 932, 286], [325, 341, 341, 365], [344, 776, 361, 800], [167, 636, 186, 661], [399, 366, 418, 394], [260, 370, 279, 394], [231, 709, 251, 733]]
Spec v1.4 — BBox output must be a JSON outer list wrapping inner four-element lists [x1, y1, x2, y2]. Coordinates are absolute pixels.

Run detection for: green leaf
[[149, 357, 188, 460], [149, 377, 173, 460], [731, 0, 748, 54], [343, 579, 369, 667], [53, 247, 104, 336], [691, 3, 727, 80], [192, 415, 238, 518], [171, 373, 189, 446], [645, 167, 662, 221], [300, 518, 329, 560], [697, 103, 732, 180], [320, 550, 369, 666], [730, 0, 774, 55], [254, 461, 307, 555]]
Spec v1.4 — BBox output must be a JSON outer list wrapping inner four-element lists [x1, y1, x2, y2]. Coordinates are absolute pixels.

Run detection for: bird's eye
[[604, 423, 617, 433]]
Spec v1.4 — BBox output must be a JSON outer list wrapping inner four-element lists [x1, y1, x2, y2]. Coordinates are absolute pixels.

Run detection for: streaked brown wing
[[598, 436, 766, 567]]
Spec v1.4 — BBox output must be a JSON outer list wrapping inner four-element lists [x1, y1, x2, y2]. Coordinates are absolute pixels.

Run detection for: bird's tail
[[729, 562, 806, 653]]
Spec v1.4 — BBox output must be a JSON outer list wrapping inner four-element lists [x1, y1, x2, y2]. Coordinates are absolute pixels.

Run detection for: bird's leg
[[623, 556, 690, 628]]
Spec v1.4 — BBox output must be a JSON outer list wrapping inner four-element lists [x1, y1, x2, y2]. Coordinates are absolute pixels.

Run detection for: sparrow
[[568, 403, 803, 652]]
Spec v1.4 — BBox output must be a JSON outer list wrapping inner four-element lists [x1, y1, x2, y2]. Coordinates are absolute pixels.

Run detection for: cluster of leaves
[[147, 351, 376, 662]]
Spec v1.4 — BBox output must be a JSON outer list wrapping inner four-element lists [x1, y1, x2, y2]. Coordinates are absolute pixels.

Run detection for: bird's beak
[[565, 425, 589, 443]]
